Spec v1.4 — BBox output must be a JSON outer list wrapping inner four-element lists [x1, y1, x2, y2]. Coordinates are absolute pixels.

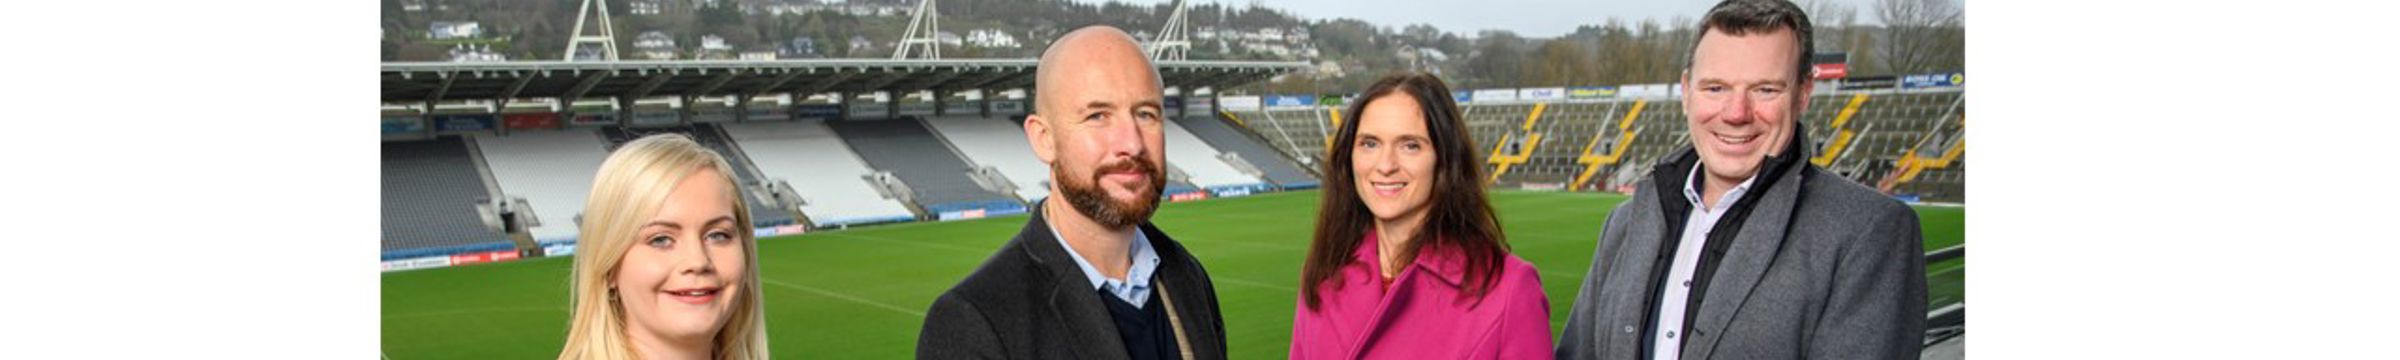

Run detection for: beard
[[1053, 156, 1166, 228]]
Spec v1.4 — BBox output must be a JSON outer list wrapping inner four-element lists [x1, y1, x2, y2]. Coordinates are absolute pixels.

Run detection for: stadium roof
[[380, 59, 1309, 104]]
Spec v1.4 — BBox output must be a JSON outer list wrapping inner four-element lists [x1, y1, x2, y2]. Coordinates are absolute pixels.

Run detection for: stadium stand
[[1161, 119, 1269, 190], [722, 120, 919, 226], [1876, 92, 1967, 202], [1222, 89, 1965, 201], [1471, 103, 1556, 186], [382, 137, 512, 259], [1162, 169, 1203, 197], [472, 129, 610, 243], [1231, 107, 1334, 168], [824, 117, 1028, 219], [920, 116, 1054, 201], [1175, 115, 1319, 188], [599, 124, 801, 227], [1220, 88, 1969, 198]]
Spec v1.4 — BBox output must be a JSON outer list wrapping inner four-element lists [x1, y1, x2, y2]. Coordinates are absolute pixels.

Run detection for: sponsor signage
[[434, 114, 496, 132], [1567, 86, 1618, 99], [382, 116, 424, 135], [1219, 96, 1262, 111], [1471, 89, 1518, 103], [1452, 90, 1473, 104], [1520, 87, 1567, 101], [1621, 84, 1675, 98], [1813, 63, 1850, 80], [502, 113, 560, 129], [380, 256, 451, 271], [1812, 52, 1851, 80], [1901, 72, 1964, 89], [993, 100, 1027, 114], [1264, 95, 1316, 108], [1840, 75, 1899, 90], [569, 112, 617, 126], [1167, 190, 1210, 202], [938, 208, 990, 221], [447, 250, 520, 266], [795, 104, 843, 118]]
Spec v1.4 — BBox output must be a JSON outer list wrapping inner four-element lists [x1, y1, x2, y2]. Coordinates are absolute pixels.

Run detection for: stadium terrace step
[[920, 116, 1054, 201], [1175, 114, 1320, 189], [382, 136, 512, 259], [598, 125, 801, 228], [722, 120, 918, 227], [825, 117, 1025, 219], [1158, 116, 1268, 189]]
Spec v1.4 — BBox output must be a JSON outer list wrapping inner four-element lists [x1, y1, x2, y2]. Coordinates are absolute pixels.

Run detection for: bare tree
[[1805, 0, 1863, 53], [1875, 0, 1965, 74]]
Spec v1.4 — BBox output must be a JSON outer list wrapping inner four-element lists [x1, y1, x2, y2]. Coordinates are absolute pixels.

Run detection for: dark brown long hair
[[1300, 72, 1509, 310]]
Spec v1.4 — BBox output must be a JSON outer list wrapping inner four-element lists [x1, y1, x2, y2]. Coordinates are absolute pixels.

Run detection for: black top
[[1098, 287, 1178, 360]]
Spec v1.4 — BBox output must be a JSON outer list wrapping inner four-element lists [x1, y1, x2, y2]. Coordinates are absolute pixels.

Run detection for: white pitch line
[[761, 278, 928, 317]]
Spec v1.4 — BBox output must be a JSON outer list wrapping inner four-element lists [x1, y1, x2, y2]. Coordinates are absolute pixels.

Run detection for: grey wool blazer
[[1557, 147, 1926, 360], [916, 200, 1228, 360]]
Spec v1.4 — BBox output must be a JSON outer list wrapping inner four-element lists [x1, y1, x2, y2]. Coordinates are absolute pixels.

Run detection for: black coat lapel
[[1017, 202, 1130, 359]]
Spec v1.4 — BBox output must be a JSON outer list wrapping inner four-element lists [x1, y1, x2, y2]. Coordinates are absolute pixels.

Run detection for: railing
[[1924, 244, 1966, 346]]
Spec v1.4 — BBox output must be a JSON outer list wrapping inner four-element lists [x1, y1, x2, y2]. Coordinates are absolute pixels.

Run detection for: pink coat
[[1289, 231, 1555, 359]]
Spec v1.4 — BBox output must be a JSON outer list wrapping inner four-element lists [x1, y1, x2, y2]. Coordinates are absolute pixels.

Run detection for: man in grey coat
[[1555, 1, 1926, 359]]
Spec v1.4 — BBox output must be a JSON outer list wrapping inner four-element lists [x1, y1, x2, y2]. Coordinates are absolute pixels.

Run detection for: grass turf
[[382, 189, 1965, 358]]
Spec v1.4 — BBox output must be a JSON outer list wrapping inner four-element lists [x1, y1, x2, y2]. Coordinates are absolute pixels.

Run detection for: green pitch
[[383, 189, 1967, 358]]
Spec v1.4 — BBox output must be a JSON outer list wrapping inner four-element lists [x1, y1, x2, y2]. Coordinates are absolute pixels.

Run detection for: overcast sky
[[1071, 0, 1904, 38]]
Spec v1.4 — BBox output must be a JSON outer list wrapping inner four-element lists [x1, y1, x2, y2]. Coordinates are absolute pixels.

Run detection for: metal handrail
[[1923, 245, 1966, 347]]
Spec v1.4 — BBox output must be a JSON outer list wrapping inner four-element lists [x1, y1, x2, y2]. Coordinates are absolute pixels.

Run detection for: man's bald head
[[1034, 25, 1162, 116], [1023, 25, 1168, 230]]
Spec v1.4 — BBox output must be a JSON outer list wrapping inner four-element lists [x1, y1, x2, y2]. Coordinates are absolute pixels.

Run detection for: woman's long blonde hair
[[558, 134, 769, 360]]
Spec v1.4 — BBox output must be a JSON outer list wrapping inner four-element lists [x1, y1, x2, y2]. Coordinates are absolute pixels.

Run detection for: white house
[[966, 29, 1020, 48], [782, 37, 822, 58], [428, 21, 480, 40], [848, 35, 876, 55], [448, 44, 506, 62], [635, 31, 677, 60]]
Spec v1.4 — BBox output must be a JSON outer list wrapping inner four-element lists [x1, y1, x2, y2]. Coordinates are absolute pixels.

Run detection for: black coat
[[917, 202, 1228, 359]]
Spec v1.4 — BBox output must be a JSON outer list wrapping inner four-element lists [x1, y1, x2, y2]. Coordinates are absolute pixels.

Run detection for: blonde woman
[[559, 134, 769, 360]]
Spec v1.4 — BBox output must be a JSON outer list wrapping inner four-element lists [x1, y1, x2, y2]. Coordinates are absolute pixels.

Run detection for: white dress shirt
[[1653, 165, 1757, 360]]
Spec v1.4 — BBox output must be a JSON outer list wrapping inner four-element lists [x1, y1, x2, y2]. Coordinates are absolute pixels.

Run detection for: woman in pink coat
[[1291, 71, 1554, 360]]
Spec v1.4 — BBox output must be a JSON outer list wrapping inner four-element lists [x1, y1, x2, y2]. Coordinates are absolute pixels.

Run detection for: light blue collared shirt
[[1048, 222, 1162, 308]]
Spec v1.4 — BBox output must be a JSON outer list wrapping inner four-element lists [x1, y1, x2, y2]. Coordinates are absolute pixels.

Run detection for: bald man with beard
[[916, 25, 1227, 360]]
